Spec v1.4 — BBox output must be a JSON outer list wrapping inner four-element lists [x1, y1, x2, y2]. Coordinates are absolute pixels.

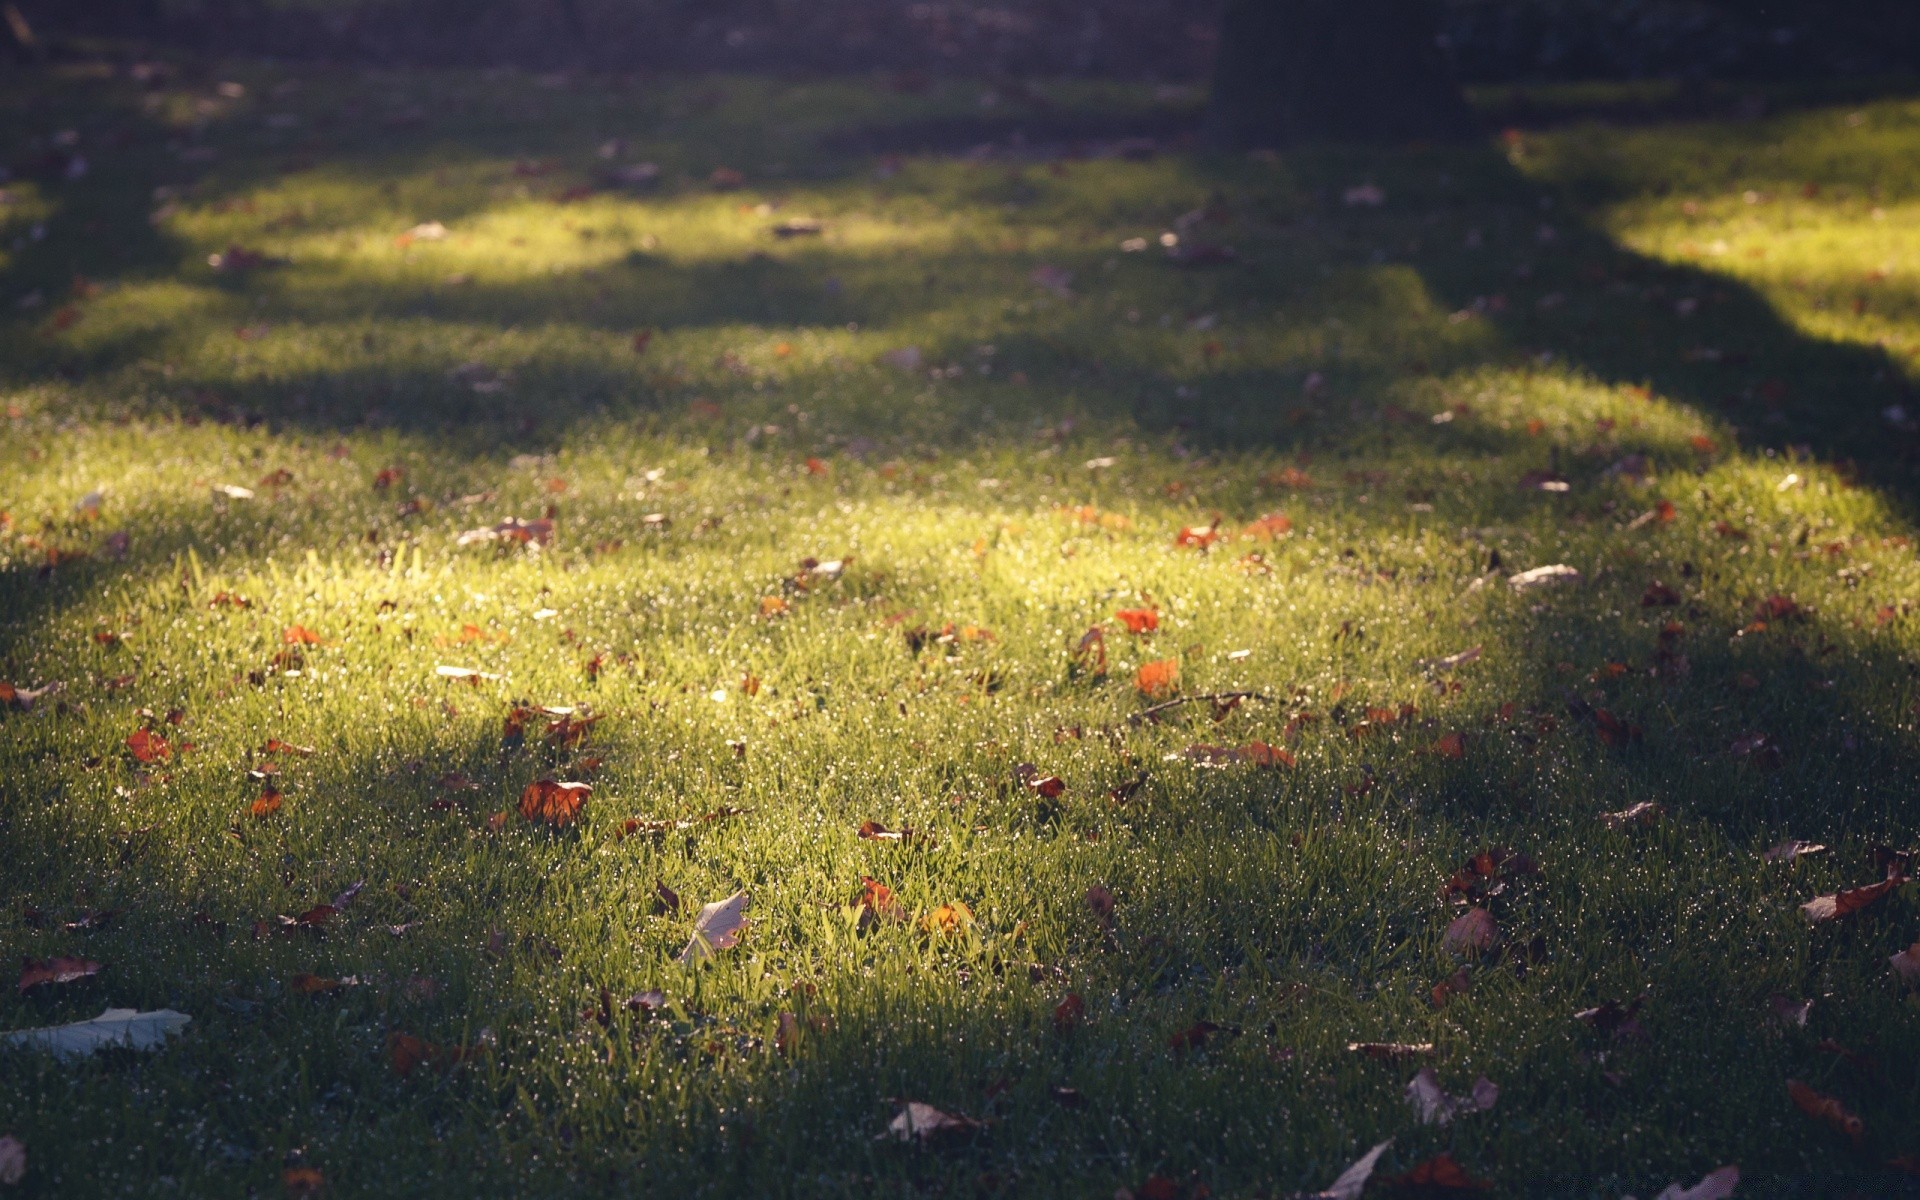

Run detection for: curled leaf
[[518, 778, 590, 827], [678, 891, 749, 963], [1787, 1079, 1863, 1145]]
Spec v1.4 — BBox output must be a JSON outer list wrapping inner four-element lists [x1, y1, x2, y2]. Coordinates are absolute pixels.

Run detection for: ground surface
[[1, 63, 1919, 1199]]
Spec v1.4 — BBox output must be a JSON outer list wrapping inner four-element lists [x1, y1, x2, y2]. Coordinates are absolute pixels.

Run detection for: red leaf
[[126, 728, 171, 762], [1432, 732, 1466, 760]]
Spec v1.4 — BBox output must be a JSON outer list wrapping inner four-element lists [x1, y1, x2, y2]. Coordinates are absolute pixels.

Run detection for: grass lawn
[[3, 60, 1920, 1198]]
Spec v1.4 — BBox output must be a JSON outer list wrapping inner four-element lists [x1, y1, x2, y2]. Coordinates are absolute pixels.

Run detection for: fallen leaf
[[1508, 564, 1582, 591], [282, 625, 324, 646], [1053, 992, 1085, 1033], [678, 891, 749, 963], [1086, 884, 1115, 922], [1115, 607, 1160, 634], [1346, 1041, 1434, 1060], [0, 1008, 190, 1058], [1174, 519, 1222, 549], [1892, 940, 1920, 986], [250, 787, 283, 818], [518, 778, 590, 827], [1292, 1138, 1392, 1200], [1442, 908, 1499, 955], [1787, 1079, 1863, 1145], [282, 1166, 325, 1198], [0, 1136, 21, 1187], [1136, 659, 1179, 697], [1801, 874, 1905, 923], [1601, 802, 1662, 830], [1432, 732, 1467, 759], [1405, 1067, 1499, 1125], [1026, 774, 1066, 799], [882, 1102, 983, 1145], [1767, 994, 1812, 1027], [1244, 512, 1293, 539], [1576, 997, 1648, 1040], [1640, 1167, 1740, 1200], [456, 517, 553, 547], [1413, 645, 1482, 672], [1641, 580, 1681, 606], [860, 877, 905, 922], [17, 957, 101, 992], [126, 728, 170, 762], [922, 902, 974, 934], [1763, 840, 1826, 863], [1383, 1153, 1488, 1193]]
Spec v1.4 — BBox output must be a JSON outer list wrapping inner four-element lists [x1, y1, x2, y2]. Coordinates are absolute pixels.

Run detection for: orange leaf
[[1114, 608, 1159, 634], [1174, 519, 1221, 549], [1433, 732, 1467, 759], [1243, 512, 1292, 539], [283, 625, 324, 646], [860, 876, 905, 921], [1136, 659, 1179, 697], [922, 902, 973, 934], [250, 789, 283, 818], [282, 1167, 326, 1198]]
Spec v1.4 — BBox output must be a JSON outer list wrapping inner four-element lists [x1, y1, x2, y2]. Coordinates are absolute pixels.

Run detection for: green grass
[[2, 62, 1919, 1198]]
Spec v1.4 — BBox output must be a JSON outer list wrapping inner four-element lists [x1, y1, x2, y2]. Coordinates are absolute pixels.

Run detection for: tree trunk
[[1207, 0, 1478, 148]]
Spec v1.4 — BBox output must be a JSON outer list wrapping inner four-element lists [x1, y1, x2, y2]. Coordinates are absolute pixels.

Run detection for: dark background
[[11, 0, 1920, 83]]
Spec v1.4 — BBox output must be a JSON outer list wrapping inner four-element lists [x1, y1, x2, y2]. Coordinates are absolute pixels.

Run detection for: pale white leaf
[[677, 891, 749, 964], [2, 1008, 190, 1058]]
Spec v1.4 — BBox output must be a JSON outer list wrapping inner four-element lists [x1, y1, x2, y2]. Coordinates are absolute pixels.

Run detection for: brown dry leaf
[[1086, 884, 1115, 922], [518, 778, 590, 827], [1052, 992, 1085, 1034], [1801, 874, 1904, 923], [282, 625, 325, 646], [1442, 907, 1499, 955], [1787, 1079, 1863, 1145], [17, 957, 102, 992], [250, 788, 283, 819], [282, 1166, 325, 1198]]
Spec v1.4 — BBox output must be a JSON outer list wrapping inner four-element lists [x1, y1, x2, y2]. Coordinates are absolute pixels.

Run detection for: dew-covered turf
[[1, 62, 1919, 1198]]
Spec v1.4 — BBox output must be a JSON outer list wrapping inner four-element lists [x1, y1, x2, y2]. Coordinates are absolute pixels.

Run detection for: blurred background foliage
[[9, 0, 1918, 84]]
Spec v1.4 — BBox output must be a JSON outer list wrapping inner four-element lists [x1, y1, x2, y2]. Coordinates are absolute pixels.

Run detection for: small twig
[[1128, 691, 1271, 726]]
